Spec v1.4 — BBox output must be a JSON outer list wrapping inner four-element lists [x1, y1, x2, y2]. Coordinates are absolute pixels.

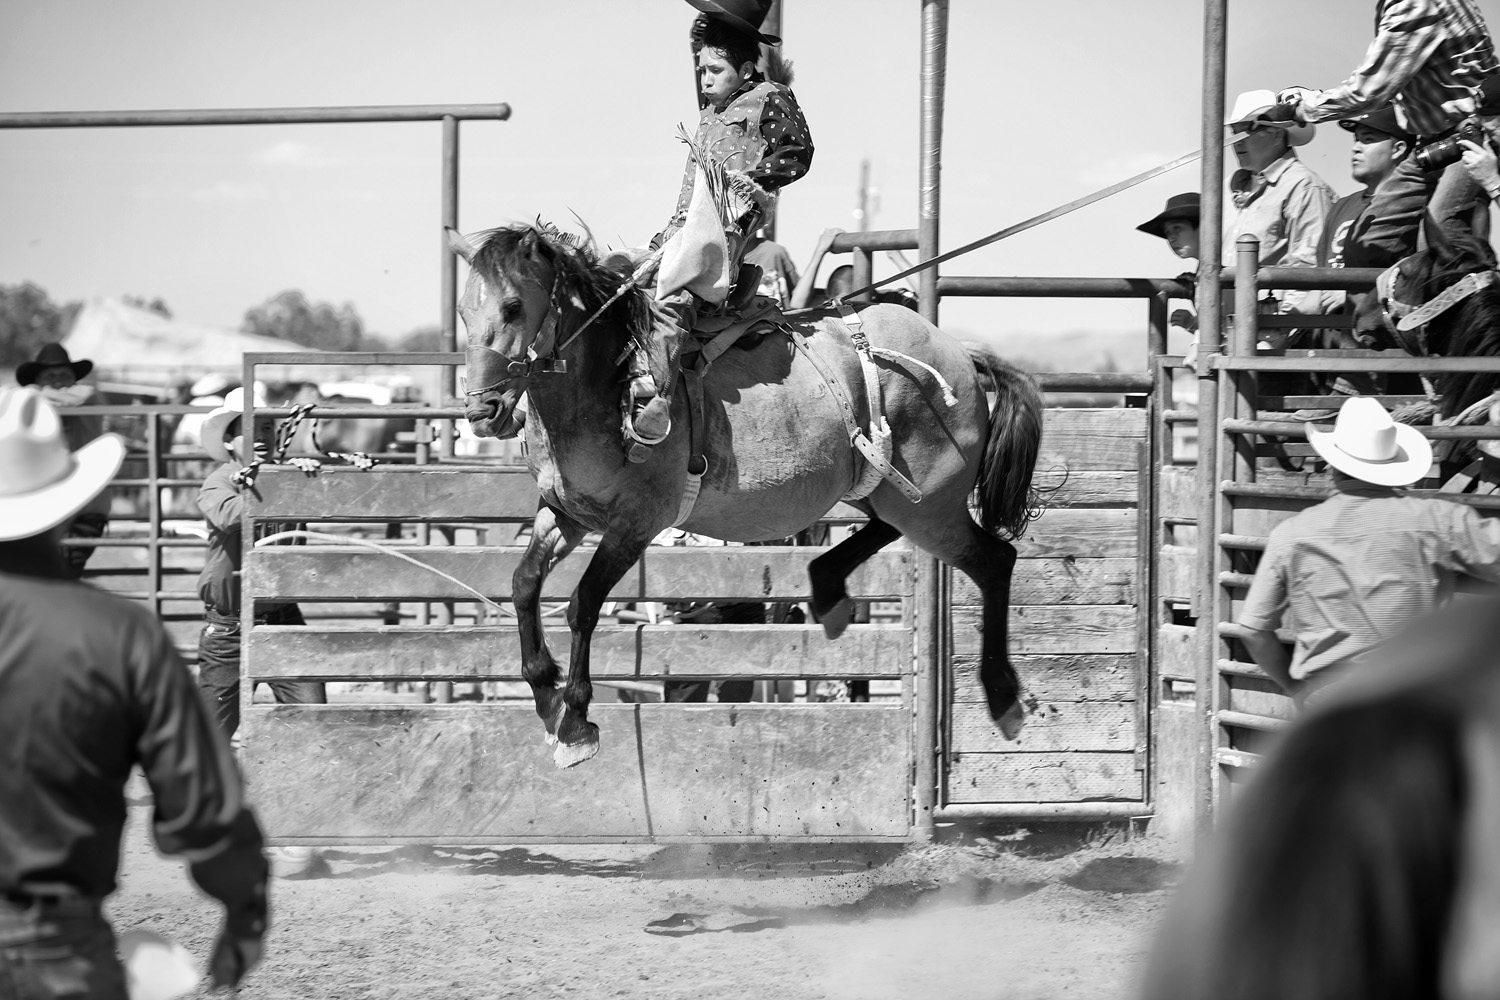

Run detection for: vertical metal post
[[1144, 293, 1170, 807], [440, 115, 460, 460], [913, 0, 949, 842], [1194, 0, 1229, 835], [852, 246, 875, 304], [1231, 237, 1261, 488], [146, 412, 163, 622]]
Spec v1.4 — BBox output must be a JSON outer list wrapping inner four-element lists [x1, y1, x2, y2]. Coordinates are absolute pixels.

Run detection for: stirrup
[[626, 395, 672, 444]]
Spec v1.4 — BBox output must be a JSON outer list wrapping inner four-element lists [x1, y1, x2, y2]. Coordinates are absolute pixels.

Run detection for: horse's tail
[[967, 345, 1044, 539]]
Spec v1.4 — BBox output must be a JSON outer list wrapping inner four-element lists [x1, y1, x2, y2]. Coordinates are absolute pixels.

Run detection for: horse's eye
[[501, 300, 523, 323]]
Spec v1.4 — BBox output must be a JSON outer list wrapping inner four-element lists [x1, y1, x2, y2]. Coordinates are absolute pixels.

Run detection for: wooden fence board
[[1013, 508, 1138, 559], [1158, 545, 1197, 603], [951, 558, 1134, 606], [1038, 409, 1147, 471], [249, 466, 539, 521], [1159, 466, 1198, 521], [1157, 625, 1196, 682], [948, 701, 1136, 752], [247, 624, 912, 680], [1033, 470, 1138, 507], [242, 704, 911, 840], [245, 547, 911, 603], [954, 606, 1137, 655], [638, 704, 911, 838], [1230, 496, 1313, 538], [951, 654, 1136, 701], [946, 752, 1143, 803]]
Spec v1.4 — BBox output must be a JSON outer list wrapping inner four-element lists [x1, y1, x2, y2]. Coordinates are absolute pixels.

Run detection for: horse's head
[[1377, 222, 1499, 353], [1376, 222, 1500, 421], [448, 226, 565, 439]]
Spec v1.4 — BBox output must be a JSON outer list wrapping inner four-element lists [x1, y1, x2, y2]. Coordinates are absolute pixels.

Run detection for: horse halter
[[463, 271, 570, 398]]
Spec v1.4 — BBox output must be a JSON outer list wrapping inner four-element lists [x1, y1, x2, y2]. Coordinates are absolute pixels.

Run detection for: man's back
[[0, 568, 250, 900], [1240, 484, 1500, 679]]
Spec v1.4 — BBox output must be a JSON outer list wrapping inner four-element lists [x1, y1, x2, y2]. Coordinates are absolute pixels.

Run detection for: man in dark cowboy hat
[[626, 0, 813, 463], [1137, 193, 1202, 334], [0, 386, 269, 998], [15, 342, 110, 577]]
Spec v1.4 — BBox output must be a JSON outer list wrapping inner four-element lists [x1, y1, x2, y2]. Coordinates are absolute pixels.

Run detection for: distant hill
[[955, 327, 1195, 374]]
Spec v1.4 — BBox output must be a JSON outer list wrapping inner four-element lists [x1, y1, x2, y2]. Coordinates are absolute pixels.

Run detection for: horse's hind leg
[[900, 513, 1027, 739], [515, 504, 586, 742], [808, 517, 902, 639]]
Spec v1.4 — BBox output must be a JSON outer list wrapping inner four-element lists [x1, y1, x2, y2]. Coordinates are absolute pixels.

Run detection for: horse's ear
[[446, 228, 478, 264]]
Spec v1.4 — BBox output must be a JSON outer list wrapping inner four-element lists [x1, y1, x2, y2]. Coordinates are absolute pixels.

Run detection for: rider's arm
[[1294, 0, 1455, 122], [744, 87, 813, 192]]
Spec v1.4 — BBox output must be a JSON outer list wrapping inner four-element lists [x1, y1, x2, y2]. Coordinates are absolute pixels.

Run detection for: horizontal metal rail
[[829, 229, 918, 252], [939, 276, 1184, 298], [1217, 710, 1289, 733], [0, 104, 510, 129], [1215, 355, 1500, 373], [933, 802, 1150, 821], [1036, 372, 1153, 392]]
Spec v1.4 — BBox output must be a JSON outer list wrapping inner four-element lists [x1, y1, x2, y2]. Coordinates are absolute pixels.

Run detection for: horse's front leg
[[552, 529, 654, 769], [514, 504, 586, 743]]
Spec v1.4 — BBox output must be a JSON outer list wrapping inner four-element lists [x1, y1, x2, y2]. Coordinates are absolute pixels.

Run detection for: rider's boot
[[624, 291, 694, 463]]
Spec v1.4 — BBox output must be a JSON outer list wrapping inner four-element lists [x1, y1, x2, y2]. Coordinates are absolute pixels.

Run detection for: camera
[[1412, 117, 1490, 171]]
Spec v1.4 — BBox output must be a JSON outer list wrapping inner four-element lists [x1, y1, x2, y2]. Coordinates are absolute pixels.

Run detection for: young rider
[[625, 0, 814, 463]]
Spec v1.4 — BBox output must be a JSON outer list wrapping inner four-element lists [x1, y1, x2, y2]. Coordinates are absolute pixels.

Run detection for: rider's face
[[698, 48, 751, 105]]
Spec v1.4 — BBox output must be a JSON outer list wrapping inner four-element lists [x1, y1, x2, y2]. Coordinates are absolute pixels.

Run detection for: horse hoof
[[553, 738, 600, 769], [818, 598, 855, 639], [997, 701, 1027, 741], [542, 701, 566, 745]]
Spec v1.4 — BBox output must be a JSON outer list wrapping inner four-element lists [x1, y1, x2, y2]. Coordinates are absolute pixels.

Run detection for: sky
[[5, 0, 1500, 358]]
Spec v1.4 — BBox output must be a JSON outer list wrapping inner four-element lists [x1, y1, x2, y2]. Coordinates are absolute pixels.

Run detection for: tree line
[[0, 282, 441, 367]]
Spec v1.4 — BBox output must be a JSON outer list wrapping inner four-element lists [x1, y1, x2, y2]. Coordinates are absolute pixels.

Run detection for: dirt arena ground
[[109, 807, 1185, 1000]]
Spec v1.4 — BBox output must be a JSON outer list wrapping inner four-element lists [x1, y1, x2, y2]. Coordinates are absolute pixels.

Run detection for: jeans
[[0, 897, 125, 1000], [198, 605, 326, 737]]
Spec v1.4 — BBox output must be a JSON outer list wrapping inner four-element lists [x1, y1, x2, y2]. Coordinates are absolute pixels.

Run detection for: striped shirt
[[1300, 0, 1498, 137], [1239, 480, 1500, 678]]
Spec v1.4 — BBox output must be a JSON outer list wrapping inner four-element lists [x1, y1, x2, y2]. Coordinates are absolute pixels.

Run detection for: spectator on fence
[[0, 386, 268, 998], [790, 227, 849, 308], [15, 342, 110, 577], [742, 235, 800, 306], [196, 386, 328, 739], [1238, 396, 1500, 703], [1137, 192, 1202, 335], [1455, 77, 1500, 220], [1278, 0, 1499, 250], [1285, 106, 1420, 408], [1223, 90, 1336, 321]]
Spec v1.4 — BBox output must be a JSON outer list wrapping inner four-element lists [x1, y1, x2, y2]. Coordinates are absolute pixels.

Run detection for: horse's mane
[[469, 222, 661, 350]]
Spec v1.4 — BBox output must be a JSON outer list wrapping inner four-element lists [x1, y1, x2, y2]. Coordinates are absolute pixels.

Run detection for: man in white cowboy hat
[[0, 387, 269, 997], [196, 386, 326, 742], [1222, 90, 1335, 318], [1277, 0, 1498, 247], [1238, 395, 1500, 700]]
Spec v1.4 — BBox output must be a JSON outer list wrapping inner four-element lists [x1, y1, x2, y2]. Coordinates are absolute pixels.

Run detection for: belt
[[0, 890, 97, 914]]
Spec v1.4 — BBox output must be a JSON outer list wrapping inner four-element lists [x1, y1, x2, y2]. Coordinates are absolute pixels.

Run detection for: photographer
[[1457, 83, 1500, 206], [1277, 0, 1498, 250]]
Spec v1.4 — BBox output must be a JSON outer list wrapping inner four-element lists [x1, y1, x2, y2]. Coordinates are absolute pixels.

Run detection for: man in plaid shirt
[[1279, 0, 1498, 260]]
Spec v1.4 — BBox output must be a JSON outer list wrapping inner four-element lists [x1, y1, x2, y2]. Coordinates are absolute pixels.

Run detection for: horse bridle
[[1377, 262, 1499, 356], [463, 271, 571, 398]]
